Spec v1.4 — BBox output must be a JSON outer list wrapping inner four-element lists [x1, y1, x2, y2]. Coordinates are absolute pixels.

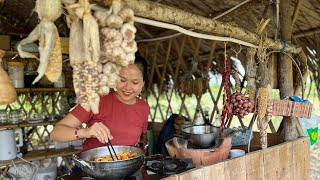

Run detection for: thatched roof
[[0, 0, 319, 90]]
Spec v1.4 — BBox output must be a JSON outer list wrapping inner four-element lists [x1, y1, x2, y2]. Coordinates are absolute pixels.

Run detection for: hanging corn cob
[[18, 0, 63, 84]]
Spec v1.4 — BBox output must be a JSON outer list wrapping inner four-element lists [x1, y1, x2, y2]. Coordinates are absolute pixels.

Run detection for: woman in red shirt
[[50, 55, 150, 150]]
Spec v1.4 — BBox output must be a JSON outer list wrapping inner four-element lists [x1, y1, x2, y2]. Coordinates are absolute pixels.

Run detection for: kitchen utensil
[[182, 125, 220, 148], [106, 138, 118, 161], [0, 128, 23, 160], [72, 145, 145, 179]]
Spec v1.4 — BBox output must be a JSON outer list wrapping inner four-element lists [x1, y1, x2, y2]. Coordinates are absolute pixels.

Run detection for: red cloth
[[70, 91, 150, 150]]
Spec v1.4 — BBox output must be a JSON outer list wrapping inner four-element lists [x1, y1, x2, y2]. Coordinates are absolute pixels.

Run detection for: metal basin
[[72, 145, 145, 179], [182, 125, 220, 148]]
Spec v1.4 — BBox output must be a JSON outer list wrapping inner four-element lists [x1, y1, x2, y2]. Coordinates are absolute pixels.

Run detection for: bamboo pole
[[91, 0, 301, 53]]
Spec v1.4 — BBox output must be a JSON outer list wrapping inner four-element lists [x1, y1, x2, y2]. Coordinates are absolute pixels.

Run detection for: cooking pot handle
[[72, 154, 94, 170], [135, 141, 149, 152]]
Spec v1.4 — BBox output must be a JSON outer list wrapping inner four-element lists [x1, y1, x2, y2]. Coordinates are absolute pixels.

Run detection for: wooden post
[[279, 0, 298, 141]]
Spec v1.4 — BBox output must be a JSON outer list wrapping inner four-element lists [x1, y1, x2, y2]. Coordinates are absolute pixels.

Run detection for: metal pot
[[72, 145, 145, 179], [182, 125, 220, 148]]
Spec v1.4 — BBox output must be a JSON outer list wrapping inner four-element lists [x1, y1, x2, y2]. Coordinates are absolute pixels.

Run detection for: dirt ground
[[310, 134, 320, 180]]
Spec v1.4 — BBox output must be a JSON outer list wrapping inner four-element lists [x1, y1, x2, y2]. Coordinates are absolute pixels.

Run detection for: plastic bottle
[[193, 109, 204, 125], [213, 110, 221, 127], [204, 110, 211, 125]]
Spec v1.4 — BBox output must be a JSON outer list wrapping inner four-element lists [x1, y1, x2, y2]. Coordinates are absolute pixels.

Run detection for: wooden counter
[[162, 136, 310, 180]]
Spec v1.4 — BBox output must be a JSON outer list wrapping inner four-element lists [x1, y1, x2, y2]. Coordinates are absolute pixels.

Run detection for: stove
[[145, 154, 194, 177]]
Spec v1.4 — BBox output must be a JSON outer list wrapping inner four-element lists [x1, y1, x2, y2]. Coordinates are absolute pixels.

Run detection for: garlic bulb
[[121, 40, 137, 53], [111, 46, 126, 64], [107, 74, 120, 88], [106, 14, 123, 29], [94, 11, 109, 27], [101, 27, 111, 37], [107, 29, 123, 47], [103, 62, 121, 75], [99, 86, 110, 96], [118, 7, 134, 22], [100, 43, 113, 61], [126, 53, 135, 64], [120, 23, 136, 41]]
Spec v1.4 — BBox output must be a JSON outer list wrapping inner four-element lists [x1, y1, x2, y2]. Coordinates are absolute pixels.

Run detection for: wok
[[182, 125, 220, 148], [72, 145, 145, 179]]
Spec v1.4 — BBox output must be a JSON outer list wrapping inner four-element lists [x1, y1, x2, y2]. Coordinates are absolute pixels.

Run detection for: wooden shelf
[[3, 50, 69, 59], [15, 88, 69, 93], [0, 148, 81, 167], [0, 119, 60, 128]]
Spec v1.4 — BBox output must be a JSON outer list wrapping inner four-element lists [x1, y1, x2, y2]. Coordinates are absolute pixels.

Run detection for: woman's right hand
[[80, 121, 113, 144]]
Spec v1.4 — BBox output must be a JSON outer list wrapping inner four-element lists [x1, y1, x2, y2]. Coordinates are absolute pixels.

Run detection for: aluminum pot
[[182, 125, 220, 148], [72, 145, 145, 179]]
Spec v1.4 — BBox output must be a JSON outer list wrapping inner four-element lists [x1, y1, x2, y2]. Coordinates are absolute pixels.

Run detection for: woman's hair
[[134, 53, 148, 82]]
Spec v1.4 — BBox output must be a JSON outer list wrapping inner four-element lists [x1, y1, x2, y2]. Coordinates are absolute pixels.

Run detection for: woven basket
[[272, 100, 312, 118], [272, 54, 312, 119]]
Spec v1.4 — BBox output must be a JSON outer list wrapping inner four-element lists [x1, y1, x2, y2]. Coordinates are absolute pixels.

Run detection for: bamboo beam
[[91, 0, 301, 53], [214, 0, 269, 21], [294, 27, 320, 38]]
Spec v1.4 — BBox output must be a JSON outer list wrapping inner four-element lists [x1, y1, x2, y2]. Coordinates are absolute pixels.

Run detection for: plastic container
[[7, 61, 24, 88]]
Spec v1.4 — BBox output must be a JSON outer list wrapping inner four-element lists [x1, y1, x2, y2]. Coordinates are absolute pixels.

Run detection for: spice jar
[[7, 61, 24, 88], [9, 109, 24, 124], [0, 110, 8, 123]]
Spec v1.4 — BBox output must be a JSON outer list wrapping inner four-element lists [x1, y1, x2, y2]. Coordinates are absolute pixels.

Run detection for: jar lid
[[7, 61, 24, 66]]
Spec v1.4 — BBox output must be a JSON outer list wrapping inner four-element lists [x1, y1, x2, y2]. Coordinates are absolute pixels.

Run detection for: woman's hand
[[80, 122, 113, 144]]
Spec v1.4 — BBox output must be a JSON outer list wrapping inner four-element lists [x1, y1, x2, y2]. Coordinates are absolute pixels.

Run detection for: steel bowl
[[182, 125, 220, 148], [72, 145, 145, 179]]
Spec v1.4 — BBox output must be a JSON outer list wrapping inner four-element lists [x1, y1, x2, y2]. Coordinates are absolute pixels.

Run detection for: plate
[[28, 117, 44, 123]]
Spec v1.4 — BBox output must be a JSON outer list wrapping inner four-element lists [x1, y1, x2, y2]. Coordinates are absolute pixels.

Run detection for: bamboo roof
[[0, 0, 319, 88]]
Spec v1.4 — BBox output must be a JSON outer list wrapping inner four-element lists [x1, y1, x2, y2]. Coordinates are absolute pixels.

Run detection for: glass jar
[[0, 110, 8, 123], [9, 109, 24, 124], [7, 61, 24, 88], [54, 73, 65, 88]]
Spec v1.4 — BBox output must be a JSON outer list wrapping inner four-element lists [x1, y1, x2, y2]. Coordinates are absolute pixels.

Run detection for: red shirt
[[70, 91, 150, 150]]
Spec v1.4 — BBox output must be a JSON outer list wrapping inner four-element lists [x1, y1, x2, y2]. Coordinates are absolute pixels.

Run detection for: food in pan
[[94, 152, 137, 162]]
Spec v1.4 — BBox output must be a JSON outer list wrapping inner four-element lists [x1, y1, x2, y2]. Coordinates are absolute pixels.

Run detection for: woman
[[50, 55, 150, 150]]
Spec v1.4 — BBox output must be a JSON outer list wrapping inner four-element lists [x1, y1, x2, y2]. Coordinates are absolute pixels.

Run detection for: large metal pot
[[72, 145, 145, 179], [182, 125, 220, 148]]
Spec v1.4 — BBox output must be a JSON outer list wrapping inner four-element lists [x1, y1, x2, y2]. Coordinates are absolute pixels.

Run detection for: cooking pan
[[72, 145, 146, 179], [182, 125, 220, 148]]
